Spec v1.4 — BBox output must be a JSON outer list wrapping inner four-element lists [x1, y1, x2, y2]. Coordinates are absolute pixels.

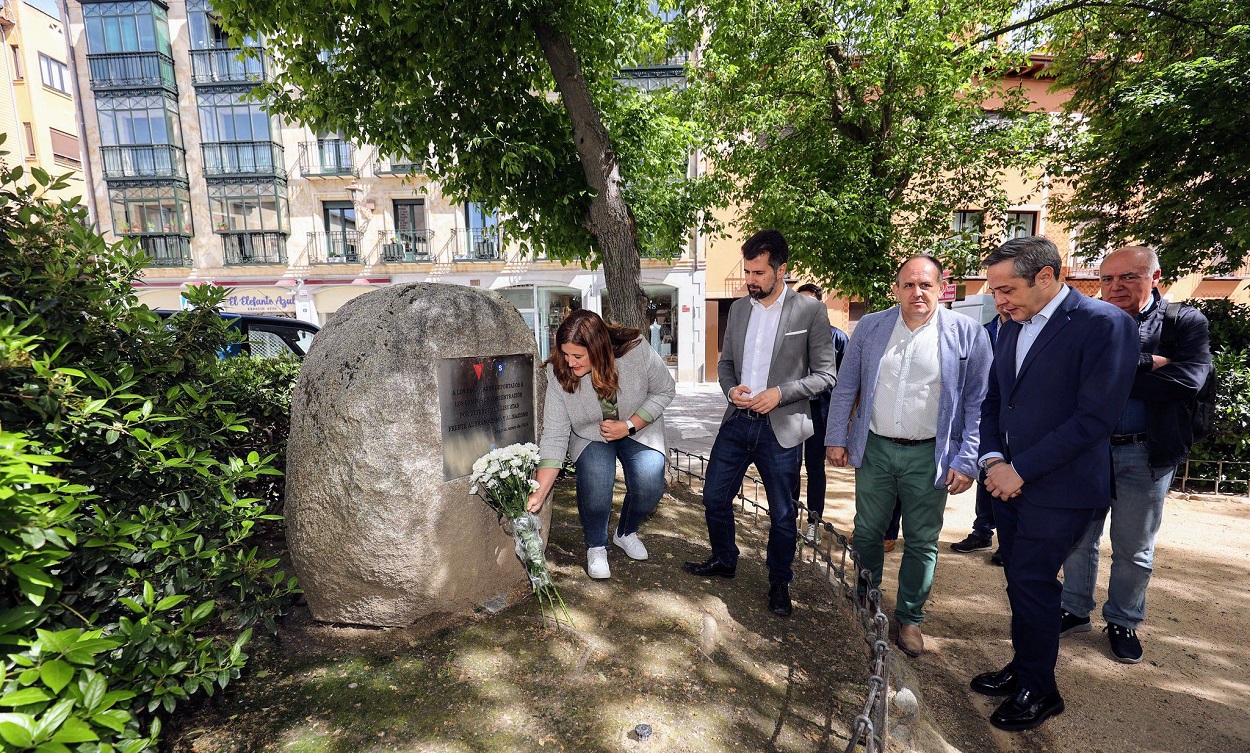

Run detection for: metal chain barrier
[[667, 448, 892, 753]]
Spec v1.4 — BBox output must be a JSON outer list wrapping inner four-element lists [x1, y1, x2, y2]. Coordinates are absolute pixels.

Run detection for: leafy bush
[[210, 356, 302, 513], [0, 137, 298, 750], [1183, 299, 1250, 465]]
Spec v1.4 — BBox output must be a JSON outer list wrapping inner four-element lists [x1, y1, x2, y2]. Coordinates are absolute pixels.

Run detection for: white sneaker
[[586, 547, 611, 579], [612, 532, 649, 560], [805, 521, 820, 545]]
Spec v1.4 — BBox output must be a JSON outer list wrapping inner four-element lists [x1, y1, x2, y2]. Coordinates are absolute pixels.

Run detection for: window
[[108, 184, 192, 235], [187, 0, 258, 49], [83, 2, 171, 55], [951, 210, 983, 242], [49, 129, 81, 166], [394, 199, 427, 233], [96, 92, 180, 146], [1003, 211, 1038, 240], [197, 91, 272, 142], [208, 181, 289, 233], [39, 53, 71, 95], [9, 46, 21, 79], [22, 123, 35, 157]]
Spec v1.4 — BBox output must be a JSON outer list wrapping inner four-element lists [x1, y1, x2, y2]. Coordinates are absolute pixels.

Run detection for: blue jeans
[[574, 438, 667, 549], [1061, 440, 1174, 629], [702, 412, 802, 585]]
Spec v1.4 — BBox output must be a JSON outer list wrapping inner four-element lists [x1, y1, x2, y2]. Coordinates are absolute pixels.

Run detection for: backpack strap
[[1160, 301, 1180, 357]]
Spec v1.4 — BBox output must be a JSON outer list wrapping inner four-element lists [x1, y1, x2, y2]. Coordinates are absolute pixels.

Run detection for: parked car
[[156, 311, 319, 360]]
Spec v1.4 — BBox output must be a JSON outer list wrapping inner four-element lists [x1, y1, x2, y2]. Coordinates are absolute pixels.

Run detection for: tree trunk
[[534, 17, 648, 331]]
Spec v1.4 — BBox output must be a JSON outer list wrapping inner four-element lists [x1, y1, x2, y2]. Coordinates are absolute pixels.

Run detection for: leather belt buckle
[[1110, 432, 1147, 446], [741, 408, 766, 420]]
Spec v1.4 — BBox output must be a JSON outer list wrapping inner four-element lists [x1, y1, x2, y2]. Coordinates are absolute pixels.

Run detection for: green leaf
[[49, 717, 97, 744], [9, 563, 56, 588], [32, 699, 73, 743], [0, 714, 35, 748], [35, 741, 72, 753], [153, 594, 189, 612], [0, 687, 52, 706], [118, 598, 145, 614], [91, 709, 128, 732], [80, 673, 106, 713], [39, 661, 73, 694], [142, 581, 155, 605]]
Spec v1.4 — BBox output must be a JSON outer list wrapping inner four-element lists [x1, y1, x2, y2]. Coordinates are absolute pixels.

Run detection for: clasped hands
[[729, 384, 781, 413], [599, 419, 632, 441], [984, 460, 1024, 500]]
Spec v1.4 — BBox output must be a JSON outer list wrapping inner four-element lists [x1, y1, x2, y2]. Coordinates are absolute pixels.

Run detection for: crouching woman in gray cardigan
[[526, 309, 676, 579]]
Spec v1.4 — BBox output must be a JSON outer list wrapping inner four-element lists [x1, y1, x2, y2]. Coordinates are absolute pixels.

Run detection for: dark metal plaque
[[437, 354, 536, 480]]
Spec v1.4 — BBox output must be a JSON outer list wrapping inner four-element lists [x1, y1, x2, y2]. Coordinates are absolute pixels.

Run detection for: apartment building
[[63, 0, 707, 382], [1, 0, 84, 197]]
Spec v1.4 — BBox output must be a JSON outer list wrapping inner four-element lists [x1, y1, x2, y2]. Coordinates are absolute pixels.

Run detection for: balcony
[[451, 228, 502, 261], [307, 231, 363, 263], [190, 47, 270, 86], [131, 234, 192, 266], [298, 141, 358, 178], [379, 229, 434, 262], [202, 142, 286, 179], [221, 231, 287, 265], [86, 51, 176, 92], [374, 157, 425, 176], [101, 145, 187, 180]]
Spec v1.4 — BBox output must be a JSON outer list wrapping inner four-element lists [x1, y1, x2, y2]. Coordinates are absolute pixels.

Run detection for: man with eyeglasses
[[1058, 246, 1211, 663]]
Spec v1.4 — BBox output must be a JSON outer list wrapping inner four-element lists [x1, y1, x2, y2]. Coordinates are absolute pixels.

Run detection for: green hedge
[[0, 139, 298, 750], [1182, 299, 1250, 465]]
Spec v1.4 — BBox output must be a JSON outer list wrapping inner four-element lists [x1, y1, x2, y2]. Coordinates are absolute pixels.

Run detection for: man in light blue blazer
[[825, 256, 993, 657]]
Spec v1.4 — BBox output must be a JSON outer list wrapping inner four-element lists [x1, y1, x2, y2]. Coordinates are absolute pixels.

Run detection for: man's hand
[[826, 446, 849, 467], [746, 386, 782, 414], [946, 468, 974, 495], [729, 384, 753, 408], [1151, 355, 1172, 371], [985, 461, 1024, 500]]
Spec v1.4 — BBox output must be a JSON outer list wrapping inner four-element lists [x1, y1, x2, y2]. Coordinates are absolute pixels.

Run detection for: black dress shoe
[[990, 688, 1065, 732], [768, 583, 793, 616], [683, 555, 736, 578], [969, 666, 1019, 696]]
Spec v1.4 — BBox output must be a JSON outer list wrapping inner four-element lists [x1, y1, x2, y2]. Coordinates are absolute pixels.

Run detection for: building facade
[[63, 0, 707, 383], [1, 0, 84, 197]]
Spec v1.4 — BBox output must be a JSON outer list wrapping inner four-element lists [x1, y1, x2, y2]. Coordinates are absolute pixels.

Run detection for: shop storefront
[[499, 285, 583, 361]]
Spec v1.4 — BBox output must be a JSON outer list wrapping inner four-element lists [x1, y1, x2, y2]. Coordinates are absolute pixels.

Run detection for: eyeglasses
[[1099, 273, 1144, 284]]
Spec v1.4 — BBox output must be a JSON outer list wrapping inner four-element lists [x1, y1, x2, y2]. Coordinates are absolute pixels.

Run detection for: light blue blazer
[[824, 306, 993, 488]]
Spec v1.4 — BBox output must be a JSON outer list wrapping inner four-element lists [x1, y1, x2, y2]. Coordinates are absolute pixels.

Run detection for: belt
[[737, 408, 767, 420], [1110, 432, 1148, 446], [876, 434, 936, 447]]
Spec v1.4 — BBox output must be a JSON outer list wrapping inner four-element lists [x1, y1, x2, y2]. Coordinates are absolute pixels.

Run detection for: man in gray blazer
[[825, 256, 993, 656], [684, 230, 837, 617]]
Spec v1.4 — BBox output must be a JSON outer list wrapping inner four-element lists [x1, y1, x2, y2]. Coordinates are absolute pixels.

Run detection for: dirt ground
[[167, 467, 1250, 753]]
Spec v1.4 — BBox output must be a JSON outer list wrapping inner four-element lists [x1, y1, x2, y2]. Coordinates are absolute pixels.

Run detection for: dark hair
[[983, 236, 1061, 284], [548, 309, 642, 398], [742, 229, 789, 270], [895, 255, 944, 283], [796, 283, 823, 299]]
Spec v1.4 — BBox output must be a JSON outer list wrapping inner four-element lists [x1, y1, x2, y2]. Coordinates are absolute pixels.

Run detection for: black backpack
[[1160, 303, 1216, 441]]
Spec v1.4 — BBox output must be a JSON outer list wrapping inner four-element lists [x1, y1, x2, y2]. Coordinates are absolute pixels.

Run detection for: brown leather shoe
[[883, 538, 897, 553], [896, 623, 924, 657]]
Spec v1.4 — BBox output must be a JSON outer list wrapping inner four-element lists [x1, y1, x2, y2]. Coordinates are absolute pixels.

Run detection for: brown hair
[[548, 309, 642, 398]]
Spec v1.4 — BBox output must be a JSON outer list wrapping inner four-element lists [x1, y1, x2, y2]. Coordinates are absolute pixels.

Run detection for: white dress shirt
[[870, 313, 942, 439], [1014, 284, 1070, 374], [740, 286, 788, 398]]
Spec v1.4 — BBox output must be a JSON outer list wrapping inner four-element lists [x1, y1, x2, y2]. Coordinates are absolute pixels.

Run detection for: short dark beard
[[748, 281, 775, 300]]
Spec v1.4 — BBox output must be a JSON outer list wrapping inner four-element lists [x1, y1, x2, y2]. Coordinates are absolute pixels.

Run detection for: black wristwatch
[[627, 422, 638, 436]]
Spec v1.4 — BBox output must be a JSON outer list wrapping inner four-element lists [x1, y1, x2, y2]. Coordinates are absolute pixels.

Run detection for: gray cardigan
[[538, 340, 676, 467]]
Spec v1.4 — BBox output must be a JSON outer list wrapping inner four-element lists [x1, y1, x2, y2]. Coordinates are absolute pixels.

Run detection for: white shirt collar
[[1027, 283, 1070, 325]]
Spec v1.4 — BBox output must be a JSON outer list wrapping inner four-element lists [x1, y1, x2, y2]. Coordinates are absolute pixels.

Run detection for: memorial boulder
[[286, 283, 546, 626]]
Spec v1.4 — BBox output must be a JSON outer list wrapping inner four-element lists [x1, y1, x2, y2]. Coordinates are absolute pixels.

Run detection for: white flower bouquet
[[470, 443, 569, 623]]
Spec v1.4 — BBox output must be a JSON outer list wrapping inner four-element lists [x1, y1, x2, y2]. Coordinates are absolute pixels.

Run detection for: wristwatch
[[627, 422, 638, 436], [980, 457, 1005, 471]]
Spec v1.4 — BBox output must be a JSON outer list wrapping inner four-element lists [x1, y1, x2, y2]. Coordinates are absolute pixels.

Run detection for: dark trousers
[[703, 412, 802, 585], [972, 481, 997, 540], [796, 398, 829, 521], [994, 495, 1105, 696]]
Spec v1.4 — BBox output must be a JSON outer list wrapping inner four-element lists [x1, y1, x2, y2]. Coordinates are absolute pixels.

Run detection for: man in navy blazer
[[970, 236, 1139, 732]]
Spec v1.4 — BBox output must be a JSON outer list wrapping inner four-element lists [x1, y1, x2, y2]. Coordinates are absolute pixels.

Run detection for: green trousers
[[854, 432, 948, 626]]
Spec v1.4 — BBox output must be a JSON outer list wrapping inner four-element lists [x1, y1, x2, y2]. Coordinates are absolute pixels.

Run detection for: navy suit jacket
[[980, 287, 1139, 509]]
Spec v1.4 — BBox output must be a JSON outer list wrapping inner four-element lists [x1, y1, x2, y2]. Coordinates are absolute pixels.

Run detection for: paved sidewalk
[[663, 382, 1250, 753]]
